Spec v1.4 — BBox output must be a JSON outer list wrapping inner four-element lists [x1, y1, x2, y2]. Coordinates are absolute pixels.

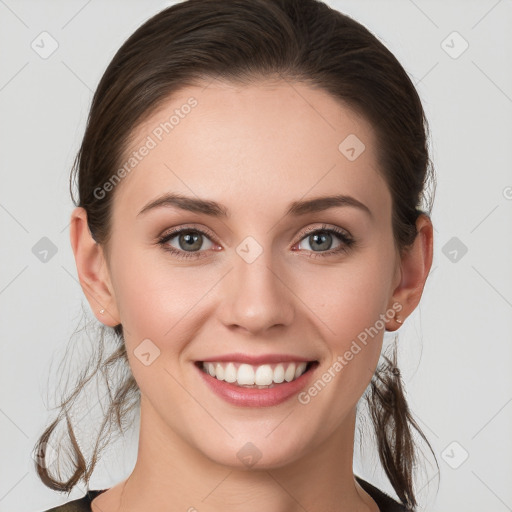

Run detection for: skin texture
[[70, 79, 433, 512]]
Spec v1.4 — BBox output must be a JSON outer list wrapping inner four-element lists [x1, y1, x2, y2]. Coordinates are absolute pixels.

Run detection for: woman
[[34, 0, 438, 510]]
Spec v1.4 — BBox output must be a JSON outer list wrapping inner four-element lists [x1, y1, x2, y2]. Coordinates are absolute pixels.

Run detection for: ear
[[387, 213, 434, 331], [69, 207, 120, 327]]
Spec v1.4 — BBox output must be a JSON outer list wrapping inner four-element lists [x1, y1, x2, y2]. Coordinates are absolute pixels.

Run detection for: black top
[[40, 475, 410, 511]]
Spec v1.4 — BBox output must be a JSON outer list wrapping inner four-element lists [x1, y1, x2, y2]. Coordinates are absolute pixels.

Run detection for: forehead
[[112, 79, 390, 223]]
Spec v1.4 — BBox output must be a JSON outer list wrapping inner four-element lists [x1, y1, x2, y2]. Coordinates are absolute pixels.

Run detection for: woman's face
[[96, 79, 403, 468]]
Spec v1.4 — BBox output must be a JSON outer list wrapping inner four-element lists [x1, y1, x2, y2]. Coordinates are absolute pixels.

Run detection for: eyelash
[[156, 223, 355, 261]]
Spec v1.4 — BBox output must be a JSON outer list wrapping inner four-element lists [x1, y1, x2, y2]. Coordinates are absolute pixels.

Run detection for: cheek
[[305, 256, 393, 346], [109, 252, 211, 405], [110, 248, 216, 350], [296, 246, 395, 400], [303, 273, 384, 396]]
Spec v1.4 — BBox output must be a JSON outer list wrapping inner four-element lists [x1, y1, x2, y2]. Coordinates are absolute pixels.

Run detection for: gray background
[[1, 1, 511, 511]]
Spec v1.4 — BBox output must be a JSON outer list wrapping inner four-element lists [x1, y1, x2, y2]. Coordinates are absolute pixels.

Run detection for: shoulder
[[38, 490, 107, 512], [355, 475, 411, 512]]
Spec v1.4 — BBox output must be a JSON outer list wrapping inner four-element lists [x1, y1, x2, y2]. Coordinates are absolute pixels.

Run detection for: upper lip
[[198, 353, 317, 365]]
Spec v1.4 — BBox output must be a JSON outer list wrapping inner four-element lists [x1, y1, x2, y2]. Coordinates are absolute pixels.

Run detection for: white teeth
[[237, 364, 255, 385], [273, 364, 285, 383], [254, 365, 274, 386], [215, 363, 224, 381], [201, 360, 311, 386], [224, 362, 237, 383], [295, 362, 307, 379], [284, 363, 296, 382]]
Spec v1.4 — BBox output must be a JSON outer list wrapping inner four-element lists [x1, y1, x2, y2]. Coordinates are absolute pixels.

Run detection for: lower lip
[[195, 362, 318, 407]]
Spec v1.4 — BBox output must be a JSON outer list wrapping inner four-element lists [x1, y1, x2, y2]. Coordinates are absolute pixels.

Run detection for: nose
[[217, 251, 295, 335]]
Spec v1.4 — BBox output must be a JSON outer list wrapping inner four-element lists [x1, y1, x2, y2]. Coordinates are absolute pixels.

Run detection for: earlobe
[[387, 214, 434, 329], [69, 207, 120, 326]]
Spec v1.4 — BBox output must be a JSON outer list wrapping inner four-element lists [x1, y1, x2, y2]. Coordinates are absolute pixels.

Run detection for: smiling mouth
[[195, 360, 319, 389]]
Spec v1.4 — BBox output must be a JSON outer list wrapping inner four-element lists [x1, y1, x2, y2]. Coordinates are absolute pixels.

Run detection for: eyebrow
[[137, 192, 372, 218]]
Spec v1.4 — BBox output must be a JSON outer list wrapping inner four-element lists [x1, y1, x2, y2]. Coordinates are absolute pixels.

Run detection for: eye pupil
[[180, 232, 202, 251], [310, 231, 332, 251]]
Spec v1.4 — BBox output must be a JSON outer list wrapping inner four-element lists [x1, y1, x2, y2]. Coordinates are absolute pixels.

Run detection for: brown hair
[[34, 0, 438, 508]]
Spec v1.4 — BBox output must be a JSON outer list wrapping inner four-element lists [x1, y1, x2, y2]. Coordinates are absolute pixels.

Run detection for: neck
[[116, 396, 377, 512]]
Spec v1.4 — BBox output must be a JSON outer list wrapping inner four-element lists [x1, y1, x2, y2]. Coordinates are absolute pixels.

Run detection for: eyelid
[[158, 223, 219, 244], [294, 223, 353, 244]]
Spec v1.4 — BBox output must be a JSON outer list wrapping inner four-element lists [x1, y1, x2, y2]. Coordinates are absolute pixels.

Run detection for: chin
[[195, 432, 309, 471]]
